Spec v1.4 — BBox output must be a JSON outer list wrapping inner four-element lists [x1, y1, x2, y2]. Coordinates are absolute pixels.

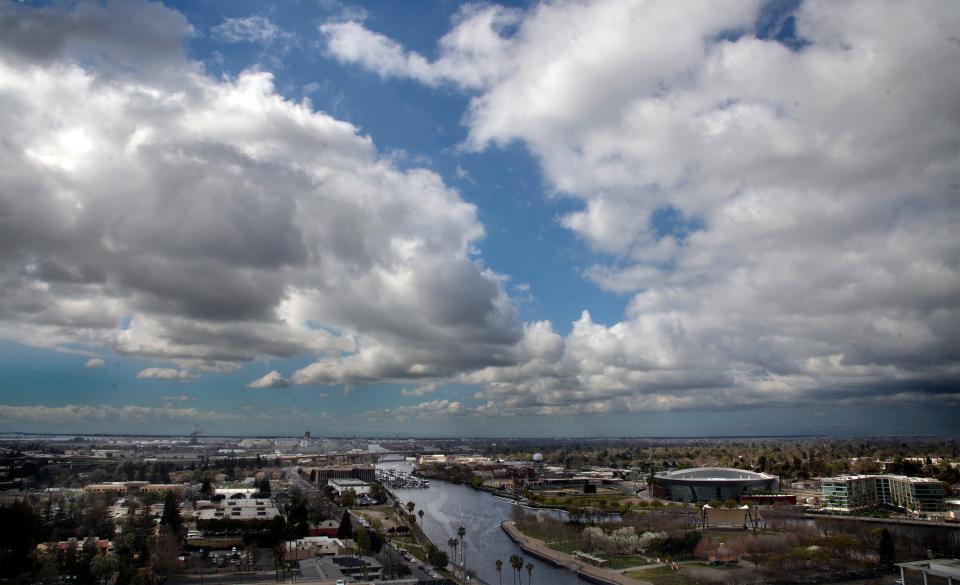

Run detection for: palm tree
[[495, 559, 503, 585], [448, 537, 458, 573], [406, 501, 416, 515], [457, 525, 466, 573], [418, 509, 424, 526], [509, 555, 523, 585], [526, 562, 533, 585]]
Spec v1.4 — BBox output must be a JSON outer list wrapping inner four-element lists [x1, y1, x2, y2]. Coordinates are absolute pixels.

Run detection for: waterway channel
[[378, 461, 587, 585]]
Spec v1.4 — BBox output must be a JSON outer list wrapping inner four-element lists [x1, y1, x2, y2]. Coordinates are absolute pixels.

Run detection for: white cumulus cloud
[[247, 371, 290, 389], [84, 358, 105, 368], [137, 368, 195, 381], [325, 0, 960, 415], [212, 16, 293, 46]]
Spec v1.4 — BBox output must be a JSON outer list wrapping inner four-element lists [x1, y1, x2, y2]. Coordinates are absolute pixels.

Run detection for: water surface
[[379, 461, 585, 585]]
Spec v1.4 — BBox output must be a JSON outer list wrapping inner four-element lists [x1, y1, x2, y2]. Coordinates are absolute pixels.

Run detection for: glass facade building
[[821, 474, 946, 513]]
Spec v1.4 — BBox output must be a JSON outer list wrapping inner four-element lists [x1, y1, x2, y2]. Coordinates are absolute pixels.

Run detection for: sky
[[0, 0, 958, 437]]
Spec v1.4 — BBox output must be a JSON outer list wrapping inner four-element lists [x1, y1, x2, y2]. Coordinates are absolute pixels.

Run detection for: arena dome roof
[[656, 467, 775, 482]]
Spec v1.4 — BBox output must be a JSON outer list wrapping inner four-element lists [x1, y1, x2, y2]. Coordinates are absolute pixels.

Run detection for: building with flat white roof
[[328, 478, 371, 496], [821, 474, 945, 513], [285, 536, 344, 560], [196, 498, 280, 523]]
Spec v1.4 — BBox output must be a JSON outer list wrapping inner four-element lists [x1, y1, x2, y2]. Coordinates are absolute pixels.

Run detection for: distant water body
[[378, 461, 586, 585]]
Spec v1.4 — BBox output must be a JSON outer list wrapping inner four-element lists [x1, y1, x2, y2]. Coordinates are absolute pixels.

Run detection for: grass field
[[604, 555, 655, 569], [391, 536, 427, 564], [626, 566, 696, 585]]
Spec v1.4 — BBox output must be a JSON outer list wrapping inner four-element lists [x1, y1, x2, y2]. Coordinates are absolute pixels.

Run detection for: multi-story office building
[[311, 465, 375, 486], [821, 474, 945, 513]]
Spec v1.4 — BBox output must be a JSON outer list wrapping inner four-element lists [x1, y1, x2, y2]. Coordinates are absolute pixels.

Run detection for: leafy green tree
[[149, 528, 181, 580], [0, 501, 42, 580], [256, 478, 271, 497], [268, 515, 287, 547], [371, 482, 387, 503], [877, 528, 896, 567], [336, 511, 354, 539], [92, 552, 118, 584], [355, 527, 372, 555], [286, 492, 309, 538], [341, 488, 356, 508], [426, 545, 448, 569], [160, 491, 183, 538]]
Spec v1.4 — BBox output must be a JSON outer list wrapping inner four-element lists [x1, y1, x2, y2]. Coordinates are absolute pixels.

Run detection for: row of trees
[[582, 526, 666, 555], [494, 555, 533, 585]]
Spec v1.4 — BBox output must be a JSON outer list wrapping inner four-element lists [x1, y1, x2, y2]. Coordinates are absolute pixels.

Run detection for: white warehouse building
[[328, 478, 371, 496]]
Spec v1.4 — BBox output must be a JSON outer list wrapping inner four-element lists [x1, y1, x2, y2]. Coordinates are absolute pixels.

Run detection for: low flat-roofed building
[[329, 478, 371, 496], [897, 558, 960, 585], [299, 555, 383, 582], [284, 536, 344, 560], [84, 481, 186, 495], [196, 498, 279, 522]]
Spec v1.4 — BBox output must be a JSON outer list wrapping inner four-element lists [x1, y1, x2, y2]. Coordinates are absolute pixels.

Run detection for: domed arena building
[[650, 467, 779, 503]]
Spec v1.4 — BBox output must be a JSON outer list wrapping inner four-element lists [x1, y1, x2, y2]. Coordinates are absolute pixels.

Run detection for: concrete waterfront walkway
[[500, 521, 652, 585]]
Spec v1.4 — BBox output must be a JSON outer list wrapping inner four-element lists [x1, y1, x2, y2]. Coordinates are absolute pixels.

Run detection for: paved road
[[501, 522, 651, 585]]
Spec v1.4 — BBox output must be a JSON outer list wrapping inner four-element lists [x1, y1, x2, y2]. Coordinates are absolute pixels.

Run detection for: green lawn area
[[604, 555, 654, 569], [626, 566, 697, 585], [513, 524, 584, 554], [391, 536, 426, 564]]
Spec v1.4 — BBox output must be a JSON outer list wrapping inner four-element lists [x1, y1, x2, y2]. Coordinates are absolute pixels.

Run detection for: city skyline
[[1, 0, 958, 436]]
